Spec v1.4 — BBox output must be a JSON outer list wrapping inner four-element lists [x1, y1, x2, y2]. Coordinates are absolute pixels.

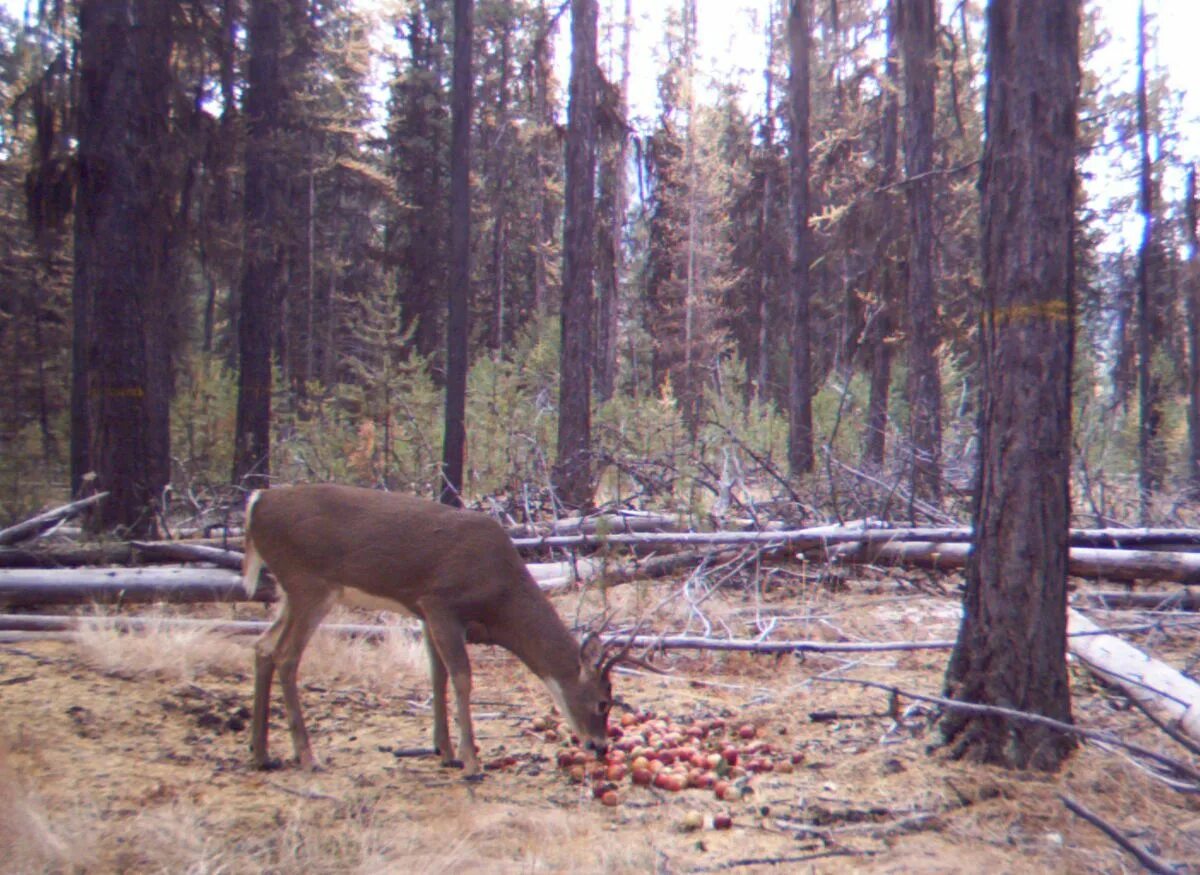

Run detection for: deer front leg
[[424, 624, 454, 766], [422, 607, 481, 777]]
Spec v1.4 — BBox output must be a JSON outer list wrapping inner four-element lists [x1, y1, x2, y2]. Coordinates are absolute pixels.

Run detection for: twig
[[265, 780, 342, 802], [603, 633, 955, 654], [687, 848, 872, 872], [817, 677, 1200, 788], [1060, 795, 1180, 874]]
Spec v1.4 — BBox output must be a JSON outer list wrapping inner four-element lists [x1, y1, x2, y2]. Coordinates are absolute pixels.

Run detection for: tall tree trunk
[[531, 1, 559, 317], [786, 0, 814, 477], [754, 3, 776, 404], [233, 0, 301, 492], [553, 0, 599, 509], [900, 0, 942, 506], [681, 0, 699, 434], [942, 0, 1080, 772], [74, 0, 175, 535], [1135, 0, 1162, 520], [862, 0, 901, 471], [440, 0, 473, 507], [1187, 166, 1200, 495], [594, 0, 631, 403], [488, 25, 512, 353]]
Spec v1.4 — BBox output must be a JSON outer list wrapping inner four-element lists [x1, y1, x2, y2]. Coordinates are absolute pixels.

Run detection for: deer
[[241, 483, 637, 778]]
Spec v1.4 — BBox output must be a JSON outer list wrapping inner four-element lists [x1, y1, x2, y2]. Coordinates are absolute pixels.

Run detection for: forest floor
[[1, 567, 1198, 873]]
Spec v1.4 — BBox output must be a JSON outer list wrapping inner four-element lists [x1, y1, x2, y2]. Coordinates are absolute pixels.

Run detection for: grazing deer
[[242, 484, 631, 777]]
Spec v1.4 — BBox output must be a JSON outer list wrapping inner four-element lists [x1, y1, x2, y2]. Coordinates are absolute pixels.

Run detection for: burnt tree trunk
[[233, 0, 303, 491], [899, 0, 942, 505], [74, 0, 175, 535], [440, 0, 473, 506], [593, 0, 631, 404], [553, 0, 599, 509], [786, 0, 814, 477], [862, 0, 901, 471], [941, 0, 1081, 771]]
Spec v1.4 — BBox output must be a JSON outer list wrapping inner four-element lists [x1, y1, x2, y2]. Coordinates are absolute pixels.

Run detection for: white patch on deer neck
[[339, 587, 416, 617], [543, 678, 581, 736]]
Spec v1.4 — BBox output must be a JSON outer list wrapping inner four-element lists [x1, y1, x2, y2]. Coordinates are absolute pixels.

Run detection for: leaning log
[[0, 567, 272, 607], [129, 541, 243, 570], [0, 493, 109, 546], [1068, 609, 1200, 746], [1079, 590, 1200, 612]]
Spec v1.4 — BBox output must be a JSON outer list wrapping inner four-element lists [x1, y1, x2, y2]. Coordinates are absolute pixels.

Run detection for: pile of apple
[[538, 710, 803, 814]]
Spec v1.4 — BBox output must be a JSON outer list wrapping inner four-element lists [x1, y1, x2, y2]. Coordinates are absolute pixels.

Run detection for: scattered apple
[[713, 813, 733, 830]]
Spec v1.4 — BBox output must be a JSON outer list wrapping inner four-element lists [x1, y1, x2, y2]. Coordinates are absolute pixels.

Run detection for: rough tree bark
[[74, 0, 175, 535], [786, 0, 814, 477], [899, 0, 942, 505], [232, 0, 303, 492], [440, 0, 473, 507], [594, 0, 631, 403], [862, 0, 901, 471], [941, 0, 1081, 771], [552, 0, 599, 509]]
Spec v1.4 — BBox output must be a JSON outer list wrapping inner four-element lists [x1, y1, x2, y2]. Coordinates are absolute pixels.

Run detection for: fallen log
[[0, 493, 109, 546], [0, 613, 401, 639], [505, 511, 680, 538], [0, 567, 273, 608], [824, 540, 1200, 585], [0, 557, 597, 608], [0, 543, 136, 569], [510, 521, 957, 552]]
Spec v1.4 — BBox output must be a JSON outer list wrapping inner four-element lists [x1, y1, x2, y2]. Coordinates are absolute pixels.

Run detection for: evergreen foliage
[[0, 0, 1196, 530]]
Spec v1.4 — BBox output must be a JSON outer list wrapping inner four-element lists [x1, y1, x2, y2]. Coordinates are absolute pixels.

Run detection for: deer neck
[[489, 587, 583, 686]]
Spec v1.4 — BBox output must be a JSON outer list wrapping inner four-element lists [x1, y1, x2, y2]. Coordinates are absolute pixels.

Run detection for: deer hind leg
[[251, 604, 289, 768], [422, 606, 480, 776], [424, 624, 454, 766], [265, 586, 337, 770]]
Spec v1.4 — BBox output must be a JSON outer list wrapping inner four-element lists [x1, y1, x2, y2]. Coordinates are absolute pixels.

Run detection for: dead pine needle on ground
[[1, 576, 1198, 873]]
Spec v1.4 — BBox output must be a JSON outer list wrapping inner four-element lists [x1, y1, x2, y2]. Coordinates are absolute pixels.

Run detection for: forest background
[[0, 0, 1198, 535]]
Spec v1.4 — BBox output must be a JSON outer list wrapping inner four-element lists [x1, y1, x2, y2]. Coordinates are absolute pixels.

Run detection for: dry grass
[[0, 740, 76, 874], [71, 606, 427, 691], [73, 611, 248, 681], [3, 576, 1199, 873]]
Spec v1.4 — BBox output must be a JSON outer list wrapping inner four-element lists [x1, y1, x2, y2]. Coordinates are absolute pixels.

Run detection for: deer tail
[[241, 490, 265, 598]]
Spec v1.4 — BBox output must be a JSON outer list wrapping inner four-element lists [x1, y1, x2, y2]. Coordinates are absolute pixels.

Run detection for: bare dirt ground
[[1, 571, 1198, 873]]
